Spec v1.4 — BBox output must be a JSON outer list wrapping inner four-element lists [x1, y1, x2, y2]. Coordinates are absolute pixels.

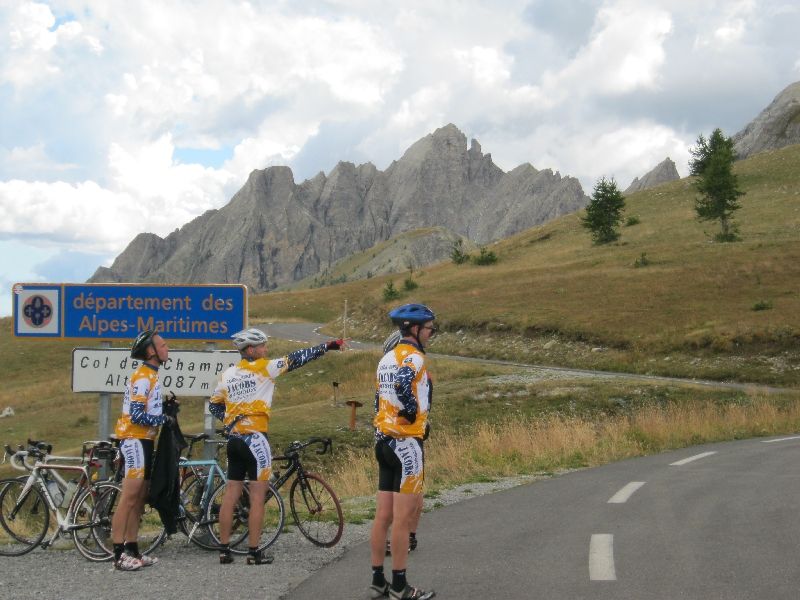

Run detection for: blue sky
[[2, 0, 800, 317]]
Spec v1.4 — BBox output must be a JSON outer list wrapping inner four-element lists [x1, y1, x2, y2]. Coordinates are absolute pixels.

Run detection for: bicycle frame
[[11, 461, 95, 547], [178, 457, 227, 538], [270, 437, 332, 493]]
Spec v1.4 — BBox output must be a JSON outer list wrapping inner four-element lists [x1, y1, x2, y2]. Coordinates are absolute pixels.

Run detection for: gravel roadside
[[0, 474, 549, 600]]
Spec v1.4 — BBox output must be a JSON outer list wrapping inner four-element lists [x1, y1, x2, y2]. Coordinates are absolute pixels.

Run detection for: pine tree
[[690, 129, 744, 241], [581, 177, 626, 245]]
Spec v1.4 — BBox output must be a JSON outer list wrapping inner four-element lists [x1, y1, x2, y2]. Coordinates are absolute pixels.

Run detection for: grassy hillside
[[249, 144, 800, 385], [2, 145, 800, 505]]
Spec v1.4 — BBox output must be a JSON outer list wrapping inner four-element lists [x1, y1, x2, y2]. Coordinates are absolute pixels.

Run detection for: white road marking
[[762, 436, 800, 443], [608, 482, 646, 504], [669, 451, 717, 466], [589, 534, 616, 581]]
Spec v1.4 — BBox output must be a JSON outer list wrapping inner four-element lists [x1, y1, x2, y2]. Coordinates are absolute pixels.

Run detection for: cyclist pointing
[[209, 327, 344, 565], [370, 304, 436, 599], [112, 330, 173, 571]]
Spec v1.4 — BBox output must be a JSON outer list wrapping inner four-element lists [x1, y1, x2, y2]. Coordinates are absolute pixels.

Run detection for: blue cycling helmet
[[388, 303, 436, 328]]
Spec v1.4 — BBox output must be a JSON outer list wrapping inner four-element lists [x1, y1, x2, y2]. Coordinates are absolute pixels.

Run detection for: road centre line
[[762, 436, 800, 443], [589, 534, 616, 581], [669, 451, 717, 466], [608, 482, 646, 504]]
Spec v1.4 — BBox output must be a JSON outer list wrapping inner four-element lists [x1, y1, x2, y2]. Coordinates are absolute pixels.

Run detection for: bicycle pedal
[[219, 553, 234, 564]]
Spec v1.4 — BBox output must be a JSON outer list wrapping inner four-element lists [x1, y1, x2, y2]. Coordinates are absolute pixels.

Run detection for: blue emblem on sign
[[23, 295, 53, 327]]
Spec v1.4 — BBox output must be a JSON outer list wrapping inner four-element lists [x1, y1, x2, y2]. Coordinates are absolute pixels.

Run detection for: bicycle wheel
[[91, 482, 167, 556], [289, 472, 344, 547], [0, 479, 50, 556], [205, 481, 284, 554], [178, 475, 218, 550], [71, 484, 112, 562]]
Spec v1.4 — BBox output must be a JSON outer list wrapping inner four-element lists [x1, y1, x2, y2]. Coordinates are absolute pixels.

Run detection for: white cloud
[[2, 1, 100, 87], [540, 1, 673, 100], [485, 118, 691, 193], [1, 0, 799, 319], [453, 46, 513, 88], [0, 135, 238, 254], [1, 143, 78, 175]]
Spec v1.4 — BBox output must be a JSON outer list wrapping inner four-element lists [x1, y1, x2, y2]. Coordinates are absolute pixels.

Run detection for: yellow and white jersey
[[209, 357, 289, 435], [115, 363, 164, 440], [374, 342, 430, 439]]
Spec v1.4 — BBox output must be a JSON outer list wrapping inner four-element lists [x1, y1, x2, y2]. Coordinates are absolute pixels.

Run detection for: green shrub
[[752, 300, 772, 311], [450, 239, 471, 264], [472, 246, 498, 265], [403, 277, 418, 291], [382, 281, 401, 301], [625, 216, 641, 226]]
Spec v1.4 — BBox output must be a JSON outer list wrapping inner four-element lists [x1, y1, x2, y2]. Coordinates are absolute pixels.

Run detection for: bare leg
[[112, 478, 145, 545], [219, 480, 244, 545], [246, 480, 268, 548], [370, 491, 394, 566], [389, 492, 421, 571]]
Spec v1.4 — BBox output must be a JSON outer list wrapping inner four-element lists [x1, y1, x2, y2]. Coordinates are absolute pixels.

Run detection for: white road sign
[[72, 348, 240, 395]]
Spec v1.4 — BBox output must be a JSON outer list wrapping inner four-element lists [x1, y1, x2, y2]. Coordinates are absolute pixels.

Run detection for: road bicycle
[[0, 440, 119, 560], [270, 437, 343, 547], [178, 431, 285, 555]]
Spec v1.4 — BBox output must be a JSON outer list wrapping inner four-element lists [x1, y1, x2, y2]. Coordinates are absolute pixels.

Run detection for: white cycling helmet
[[231, 327, 269, 350]]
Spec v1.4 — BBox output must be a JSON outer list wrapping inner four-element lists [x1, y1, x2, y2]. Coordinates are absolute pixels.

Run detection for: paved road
[[262, 322, 788, 394], [287, 436, 800, 600]]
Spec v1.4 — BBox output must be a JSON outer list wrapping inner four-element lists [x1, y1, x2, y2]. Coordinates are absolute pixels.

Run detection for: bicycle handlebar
[[4, 445, 35, 472], [286, 437, 333, 456], [27, 438, 53, 455]]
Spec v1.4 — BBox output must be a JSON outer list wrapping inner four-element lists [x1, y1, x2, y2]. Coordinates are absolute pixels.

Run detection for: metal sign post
[[203, 342, 217, 460], [98, 341, 112, 444]]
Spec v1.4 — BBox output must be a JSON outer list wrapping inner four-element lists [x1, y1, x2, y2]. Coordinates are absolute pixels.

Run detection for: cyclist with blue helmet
[[369, 304, 437, 600]]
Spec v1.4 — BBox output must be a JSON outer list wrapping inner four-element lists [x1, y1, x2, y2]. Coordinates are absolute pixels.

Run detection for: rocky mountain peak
[[625, 157, 680, 193], [733, 81, 800, 159], [90, 124, 589, 292]]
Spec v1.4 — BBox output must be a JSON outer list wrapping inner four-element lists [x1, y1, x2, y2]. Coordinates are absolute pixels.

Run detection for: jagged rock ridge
[[90, 124, 589, 291], [733, 81, 800, 159], [625, 157, 680, 194]]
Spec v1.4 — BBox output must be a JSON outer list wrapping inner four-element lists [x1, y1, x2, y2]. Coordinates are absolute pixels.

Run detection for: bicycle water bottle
[[61, 480, 78, 507], [46, 478, 64, 507]]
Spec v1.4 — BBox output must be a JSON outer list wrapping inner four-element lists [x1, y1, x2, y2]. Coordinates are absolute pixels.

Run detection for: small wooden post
[[346, 400, 363, 431], [343, 299, 347, 340], [332, 381, 339, 406]]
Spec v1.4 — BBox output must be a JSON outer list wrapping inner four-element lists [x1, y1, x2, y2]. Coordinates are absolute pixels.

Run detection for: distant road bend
[[263, 322, 790, 395]]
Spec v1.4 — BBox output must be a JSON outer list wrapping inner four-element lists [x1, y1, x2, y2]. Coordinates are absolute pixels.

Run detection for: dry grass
[[325, 393, 800, 501]]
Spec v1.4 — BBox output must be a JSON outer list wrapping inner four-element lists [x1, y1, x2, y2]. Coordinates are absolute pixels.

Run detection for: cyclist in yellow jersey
[[209, 327, 344, 565], [370, 304, 437, 600], [112, 330, 173, 572]]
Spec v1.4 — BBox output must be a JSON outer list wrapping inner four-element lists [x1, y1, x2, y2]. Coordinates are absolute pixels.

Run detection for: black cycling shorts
[[375, 437, 424, 494], [226, 432, 272, 482]]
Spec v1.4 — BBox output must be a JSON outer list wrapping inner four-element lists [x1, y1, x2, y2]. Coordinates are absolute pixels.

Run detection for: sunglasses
[[420, 325, 439, 335]]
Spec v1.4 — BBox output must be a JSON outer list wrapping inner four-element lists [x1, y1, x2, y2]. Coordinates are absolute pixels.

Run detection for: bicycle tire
[[71, 484, 113, 562], [0, 479, 50, 556], [178, 475, 218, 550], [91, 482, 167, 556], [289, 472, 344, 547], [205, 481, 284, 554]]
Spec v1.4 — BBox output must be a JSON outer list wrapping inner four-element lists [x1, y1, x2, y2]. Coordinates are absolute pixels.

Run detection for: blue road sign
[[12, 283, 247, 341]]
